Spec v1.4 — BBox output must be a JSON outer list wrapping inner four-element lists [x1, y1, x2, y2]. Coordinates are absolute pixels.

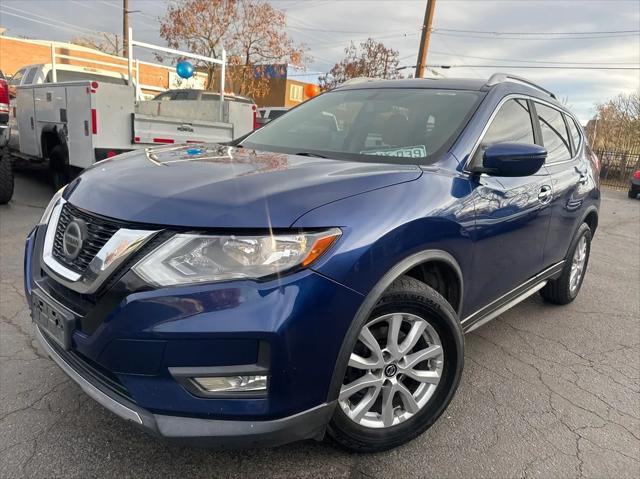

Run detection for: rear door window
[[565, 115, 582, 154], [24, 68, 38, 85], [473, 98, 535, 164], [535, 103, 572, 163]]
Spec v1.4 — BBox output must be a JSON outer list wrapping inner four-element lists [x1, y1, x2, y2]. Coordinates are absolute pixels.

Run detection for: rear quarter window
[[566, 114, 582, 153]]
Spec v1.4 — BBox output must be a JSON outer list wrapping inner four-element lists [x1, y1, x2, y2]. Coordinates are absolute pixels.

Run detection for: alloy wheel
[[569, 235, 588, 294], [338, 313, 444, 429]]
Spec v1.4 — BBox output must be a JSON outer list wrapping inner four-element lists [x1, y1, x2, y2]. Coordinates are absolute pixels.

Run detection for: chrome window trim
[[531, 100, 579, 165], [41, 199, 160, 294], [563, 114, 584, 161], [463, 93, 580, 172], [463, 94, 532, 172]]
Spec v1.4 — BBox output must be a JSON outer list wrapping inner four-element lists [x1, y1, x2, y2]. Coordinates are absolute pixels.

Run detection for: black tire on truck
[[0, 146, 14, 204], [49, 144, 71, 191]]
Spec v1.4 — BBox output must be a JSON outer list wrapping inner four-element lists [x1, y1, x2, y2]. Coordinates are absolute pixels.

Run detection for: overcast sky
[[1, 0, 638, 122]]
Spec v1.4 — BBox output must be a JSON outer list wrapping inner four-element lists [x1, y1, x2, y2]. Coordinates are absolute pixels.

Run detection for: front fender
[[292, 173, 475, 297]]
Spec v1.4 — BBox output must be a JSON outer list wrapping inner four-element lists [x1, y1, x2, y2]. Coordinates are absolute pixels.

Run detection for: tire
[[49, 144, 70, 191], [327, 276, 464, 452], [0, 147, 14, 205], [629, 189, 637, 199], [540, 223, 592, 305]]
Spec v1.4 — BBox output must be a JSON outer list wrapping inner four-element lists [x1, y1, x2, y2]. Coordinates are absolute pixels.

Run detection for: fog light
[[193, 375, 267, 393]]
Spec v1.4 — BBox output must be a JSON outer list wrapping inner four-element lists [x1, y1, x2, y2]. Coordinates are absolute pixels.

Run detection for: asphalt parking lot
[[1, 172, 638, 479]]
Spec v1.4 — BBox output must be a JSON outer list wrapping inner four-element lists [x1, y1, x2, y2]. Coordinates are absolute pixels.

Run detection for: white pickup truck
[[13, 81, 255, 188], [10, 29, 254, 188]]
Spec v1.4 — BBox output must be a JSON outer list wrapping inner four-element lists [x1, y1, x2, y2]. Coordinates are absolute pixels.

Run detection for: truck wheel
[[49, 145, 70, 191], [540, 223, 592, 305], [327, 276, 464, 452], [0, 147, 14, 205]]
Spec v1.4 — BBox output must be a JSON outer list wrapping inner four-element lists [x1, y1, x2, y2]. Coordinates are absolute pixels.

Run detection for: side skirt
[[461, 261, 564, 333]]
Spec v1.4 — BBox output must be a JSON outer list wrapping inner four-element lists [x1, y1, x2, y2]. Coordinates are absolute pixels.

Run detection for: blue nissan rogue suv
[[25, 74, 600, 452]]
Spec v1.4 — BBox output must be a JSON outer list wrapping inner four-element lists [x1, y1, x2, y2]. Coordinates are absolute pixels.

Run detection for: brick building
[[0, 35, 189, 94], [0, 35, 320, 105]]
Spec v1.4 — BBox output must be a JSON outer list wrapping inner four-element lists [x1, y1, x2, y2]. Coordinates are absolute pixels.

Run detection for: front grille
[[52, 203, 120, 274]]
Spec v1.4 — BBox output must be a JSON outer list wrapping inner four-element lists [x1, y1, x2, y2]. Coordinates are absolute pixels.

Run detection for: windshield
[[241, 88, 481, 163]]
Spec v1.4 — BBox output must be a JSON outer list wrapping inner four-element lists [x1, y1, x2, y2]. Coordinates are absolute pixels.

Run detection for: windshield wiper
[[294, 152, 327, 158]]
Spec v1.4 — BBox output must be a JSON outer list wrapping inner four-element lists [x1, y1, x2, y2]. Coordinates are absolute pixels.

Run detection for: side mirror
[[475, 142, 547, 177]]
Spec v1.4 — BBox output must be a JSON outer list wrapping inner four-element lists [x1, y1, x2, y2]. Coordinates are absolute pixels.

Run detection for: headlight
[[132, 228, 341, 287], [39, 187, 65, 224]]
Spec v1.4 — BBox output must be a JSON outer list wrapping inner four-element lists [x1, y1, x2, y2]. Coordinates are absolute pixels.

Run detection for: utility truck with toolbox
[[10, 29, 255, 188]]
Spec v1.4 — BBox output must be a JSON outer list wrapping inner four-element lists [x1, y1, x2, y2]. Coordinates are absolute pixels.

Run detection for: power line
[[403, 64, 640, 70], [431, 31, 640, 40], [434, 28, 640, 36], [427, 50, 639, 65], [0, 10, 103, 39], [288, 25, 414, 35], [2, 4, 103, 36]]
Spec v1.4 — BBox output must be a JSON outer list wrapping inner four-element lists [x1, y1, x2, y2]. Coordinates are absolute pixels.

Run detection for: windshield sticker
[[360, 145, 427, 158]]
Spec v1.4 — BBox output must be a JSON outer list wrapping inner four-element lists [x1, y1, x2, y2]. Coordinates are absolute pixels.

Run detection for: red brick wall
[[0, 36, 170, 90]]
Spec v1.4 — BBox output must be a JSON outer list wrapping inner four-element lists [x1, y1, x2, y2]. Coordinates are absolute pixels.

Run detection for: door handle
[[575, 165, 588, 184], [538, 185, 552, 204]]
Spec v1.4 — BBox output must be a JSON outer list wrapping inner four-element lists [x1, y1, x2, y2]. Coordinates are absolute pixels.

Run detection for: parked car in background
[[629, 170, 640, 198], [256, 106, 289, 127], [25, 74, 600, 452], [0, 69, 13, 204]]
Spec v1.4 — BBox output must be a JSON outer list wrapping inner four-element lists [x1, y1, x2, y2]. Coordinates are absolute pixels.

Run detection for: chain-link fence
[[594, 149, 640, 190]]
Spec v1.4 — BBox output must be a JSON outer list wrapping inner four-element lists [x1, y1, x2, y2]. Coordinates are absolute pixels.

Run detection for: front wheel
[[540, 223, 592, 305], [0, 147, 14, 205], [327, 276, 464, 452]]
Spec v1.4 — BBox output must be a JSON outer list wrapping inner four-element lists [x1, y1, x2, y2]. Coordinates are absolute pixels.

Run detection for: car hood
[[65, 144, 422, 228]]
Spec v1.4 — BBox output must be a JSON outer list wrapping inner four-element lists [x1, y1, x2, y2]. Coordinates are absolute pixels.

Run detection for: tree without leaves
[[159, 0, 307, 98], [586, 91, 640, 152], [318, 38, 402, 90], [71, 33, 121, 56]]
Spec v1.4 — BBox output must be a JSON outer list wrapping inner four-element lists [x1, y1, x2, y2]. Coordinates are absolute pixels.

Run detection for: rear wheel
[[629, 189, 638, 199], [49, 144, 70, 191], [0, 146, 14, 204], [327, 276, 464, 452], [540, 223, 592, 305]]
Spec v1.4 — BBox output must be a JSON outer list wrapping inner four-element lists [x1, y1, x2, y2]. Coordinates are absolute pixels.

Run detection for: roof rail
[[339, 77, 380, 87], [485, 73, 557, 99]]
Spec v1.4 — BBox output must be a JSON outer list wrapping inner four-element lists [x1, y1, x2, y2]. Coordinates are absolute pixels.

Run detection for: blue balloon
[[176, 61, 194, 79]]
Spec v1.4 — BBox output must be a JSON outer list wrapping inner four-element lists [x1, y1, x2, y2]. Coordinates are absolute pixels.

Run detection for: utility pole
[[123, 0, 129, 57], [415, 0, 437, 78]]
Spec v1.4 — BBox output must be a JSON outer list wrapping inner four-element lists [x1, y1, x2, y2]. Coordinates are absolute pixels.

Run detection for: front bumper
[[25, 218, 363, 446], [35, 325, 334, 447]]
